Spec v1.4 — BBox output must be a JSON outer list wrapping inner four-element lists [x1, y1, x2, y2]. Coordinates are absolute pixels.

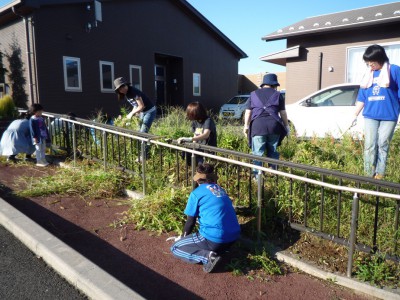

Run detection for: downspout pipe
[[11, 6, 35, 104], [29, 17, 39, 103], [318, 52, 323, 90]]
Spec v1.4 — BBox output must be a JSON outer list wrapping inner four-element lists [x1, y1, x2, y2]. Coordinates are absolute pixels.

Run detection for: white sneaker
[[36, 161, 49, 167]]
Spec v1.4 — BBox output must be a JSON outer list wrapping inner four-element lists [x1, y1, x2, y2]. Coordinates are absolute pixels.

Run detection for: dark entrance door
[[154, 53, 183, 109], [154, 64, 166, 107]]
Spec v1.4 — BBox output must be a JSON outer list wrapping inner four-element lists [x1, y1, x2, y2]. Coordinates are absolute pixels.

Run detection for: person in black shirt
[[114, 77, 156, 133], [177, 102, 217, 166]]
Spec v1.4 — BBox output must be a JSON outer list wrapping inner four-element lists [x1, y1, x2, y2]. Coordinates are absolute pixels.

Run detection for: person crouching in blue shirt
[[170, 163, 241, 273]]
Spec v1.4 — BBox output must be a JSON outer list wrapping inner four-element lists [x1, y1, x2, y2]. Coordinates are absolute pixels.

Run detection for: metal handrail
[[42, 112, 400, 277], [55, 114, 400, 198]]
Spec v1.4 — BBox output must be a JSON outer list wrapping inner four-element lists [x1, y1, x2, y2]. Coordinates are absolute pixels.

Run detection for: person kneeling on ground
[[169, 163, 241, 273], [0, 112, 35, 163]]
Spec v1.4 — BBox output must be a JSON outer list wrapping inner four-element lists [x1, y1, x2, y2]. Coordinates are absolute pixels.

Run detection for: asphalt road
[[0, 225, 86, 300]]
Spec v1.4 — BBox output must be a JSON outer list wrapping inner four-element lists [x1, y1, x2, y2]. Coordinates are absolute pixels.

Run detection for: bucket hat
[[260, 73, 280, 87], [114, 77, 130, 92]]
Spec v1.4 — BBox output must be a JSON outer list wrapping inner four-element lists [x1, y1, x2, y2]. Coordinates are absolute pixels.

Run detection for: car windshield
[[227, 96, 249, 104], [302, 87, 357, 107]]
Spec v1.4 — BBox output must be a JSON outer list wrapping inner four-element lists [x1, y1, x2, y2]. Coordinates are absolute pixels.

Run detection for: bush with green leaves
[[0, 95, 17, 119]]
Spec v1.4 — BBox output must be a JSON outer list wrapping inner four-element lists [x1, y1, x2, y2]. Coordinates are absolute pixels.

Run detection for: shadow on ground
[[0, 184, 201, 300]]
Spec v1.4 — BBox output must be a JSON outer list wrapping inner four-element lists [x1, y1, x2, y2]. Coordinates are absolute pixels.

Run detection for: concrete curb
[[0, 197, 145, 300], [275, 250, 400, 300]]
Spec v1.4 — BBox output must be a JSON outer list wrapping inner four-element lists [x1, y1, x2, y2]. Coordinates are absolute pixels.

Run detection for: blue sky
[[1, 0, 396, 74], [186, 0, 396, 74]]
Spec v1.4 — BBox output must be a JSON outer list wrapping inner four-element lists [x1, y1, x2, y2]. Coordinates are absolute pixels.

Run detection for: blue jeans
[[139, 106, 156, 133], [364, 118, 396, 177], [251, 134, 280, 172]]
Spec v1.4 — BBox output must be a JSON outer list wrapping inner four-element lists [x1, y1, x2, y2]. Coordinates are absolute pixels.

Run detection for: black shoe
[[203, 251, 221, 273], [24, 154, 34, 162], [7, 155, 17, 163]]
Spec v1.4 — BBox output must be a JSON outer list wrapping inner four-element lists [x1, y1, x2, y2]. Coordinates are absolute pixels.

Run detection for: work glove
[[166, 236, 182, 242], [285, 125, 290, 135], [177, 137, 193, 144]]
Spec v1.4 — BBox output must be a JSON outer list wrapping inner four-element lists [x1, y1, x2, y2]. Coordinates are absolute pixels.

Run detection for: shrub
[[0, 95, 17, 119]]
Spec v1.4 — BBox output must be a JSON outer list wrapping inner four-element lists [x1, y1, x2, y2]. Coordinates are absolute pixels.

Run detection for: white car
[[219, 90, 286, 120], [285, 84, 363, 139], [219, 94, 250, 119]]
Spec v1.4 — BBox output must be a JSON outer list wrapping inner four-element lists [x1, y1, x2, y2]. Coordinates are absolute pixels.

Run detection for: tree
[[0, 49, 7, 83], [6, 39, 28, 108]]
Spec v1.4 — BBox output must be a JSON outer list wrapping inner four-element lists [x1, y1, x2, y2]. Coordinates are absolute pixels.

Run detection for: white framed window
[[129, 65, 142, 90], [63, 56, 82, 92], [99, 61, 114, 92], [346, 42, 400, 83], [193, 73, 201, 96]]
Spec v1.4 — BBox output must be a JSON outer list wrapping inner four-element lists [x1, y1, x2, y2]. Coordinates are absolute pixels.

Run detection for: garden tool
[[338, 117, 358, 139]]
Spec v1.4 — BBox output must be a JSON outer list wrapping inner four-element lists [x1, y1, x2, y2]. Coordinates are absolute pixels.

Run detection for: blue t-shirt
[[357, 64, 400, 121], [184, 183, 240, 243]]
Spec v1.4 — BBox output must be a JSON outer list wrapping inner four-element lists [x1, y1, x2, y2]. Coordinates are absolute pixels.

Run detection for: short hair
[[195, 163, 217, 184], [363, 44, 389, 65], [28, 103, 44, 115], [186, 102, 208, 121]]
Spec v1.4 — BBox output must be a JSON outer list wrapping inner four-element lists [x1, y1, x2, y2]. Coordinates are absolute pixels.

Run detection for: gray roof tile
[[263, 2, 400, 41]]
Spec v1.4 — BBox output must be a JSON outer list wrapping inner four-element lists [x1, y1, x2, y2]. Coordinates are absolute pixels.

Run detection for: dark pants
[[170, 232, 234, 265]]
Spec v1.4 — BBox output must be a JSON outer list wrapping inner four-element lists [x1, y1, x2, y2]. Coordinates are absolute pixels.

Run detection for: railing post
[[103, 131, 107, 171], [257, 170, 262, 242], [191, 150, 196, 190], [394, 200, 399, 253], [72, 123, 77, 168], [141, 140, 147, 195], [347, 192, 360, 277]]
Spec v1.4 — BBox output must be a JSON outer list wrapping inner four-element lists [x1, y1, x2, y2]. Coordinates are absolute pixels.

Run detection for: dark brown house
[[0, 0, 247, 117], [260, 2, 400, 104]]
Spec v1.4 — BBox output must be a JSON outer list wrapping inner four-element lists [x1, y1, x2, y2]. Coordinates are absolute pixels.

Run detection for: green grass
[[355, 252, 400, 288], [14, 161, 133, 199], [226, 247, 283, 280], [120, 183, 191, 234]]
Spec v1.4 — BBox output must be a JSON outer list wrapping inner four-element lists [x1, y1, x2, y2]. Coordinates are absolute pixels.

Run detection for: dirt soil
[[0, 162, 372, 300]]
